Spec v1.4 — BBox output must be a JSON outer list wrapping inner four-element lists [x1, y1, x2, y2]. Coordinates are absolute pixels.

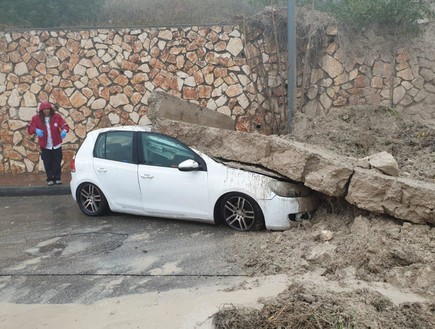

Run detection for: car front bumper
[[260, 194, 320, 231]]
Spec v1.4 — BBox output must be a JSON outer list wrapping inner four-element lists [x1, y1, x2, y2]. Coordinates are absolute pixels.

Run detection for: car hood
[[208, 156, 289, 181]]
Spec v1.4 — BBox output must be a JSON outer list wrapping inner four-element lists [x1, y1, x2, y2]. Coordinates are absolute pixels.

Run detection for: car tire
[[220, 192, 265, 231], [77, 183, 108, 216]]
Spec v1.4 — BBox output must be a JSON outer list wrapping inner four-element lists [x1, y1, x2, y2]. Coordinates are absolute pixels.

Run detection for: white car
[[70, 126, 319, 231]]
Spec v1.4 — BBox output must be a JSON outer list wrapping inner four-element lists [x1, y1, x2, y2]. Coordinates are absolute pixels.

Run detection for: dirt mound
[[288, 106, 435, 183], [214, 204, 435, 328], [225, 203, 435, 294], [213, 283, 435, 329]]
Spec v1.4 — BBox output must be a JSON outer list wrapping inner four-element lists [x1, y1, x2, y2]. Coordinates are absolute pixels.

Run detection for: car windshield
[[141, 133, 196, 167]]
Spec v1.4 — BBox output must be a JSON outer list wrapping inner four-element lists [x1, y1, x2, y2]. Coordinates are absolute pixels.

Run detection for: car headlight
[[268, 180, 312, 197]]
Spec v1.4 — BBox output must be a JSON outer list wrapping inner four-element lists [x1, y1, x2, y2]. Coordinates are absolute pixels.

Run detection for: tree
[[0, 0, 106, 28]]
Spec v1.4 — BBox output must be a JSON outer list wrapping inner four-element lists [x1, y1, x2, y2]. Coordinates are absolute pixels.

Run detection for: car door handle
[[97, 168, 107, 172], [140, 174, 154, 179]]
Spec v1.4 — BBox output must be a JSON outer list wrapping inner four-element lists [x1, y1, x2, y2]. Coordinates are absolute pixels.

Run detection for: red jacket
[[27, 113, 69, 149]]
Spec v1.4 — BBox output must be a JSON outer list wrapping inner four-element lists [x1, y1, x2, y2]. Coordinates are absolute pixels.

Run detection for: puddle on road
[[0, 274, 289, 329], [25, 237, 63, 255]]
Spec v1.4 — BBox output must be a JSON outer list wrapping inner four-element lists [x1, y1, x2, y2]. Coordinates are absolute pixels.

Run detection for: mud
[[216, 203, 434, 327], [213, 105, 435, 328]]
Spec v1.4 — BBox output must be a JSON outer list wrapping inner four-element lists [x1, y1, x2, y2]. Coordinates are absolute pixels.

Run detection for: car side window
[[141, 133, 196, 168], [94, 133, 106, 158], [94, 131, 134, 163]]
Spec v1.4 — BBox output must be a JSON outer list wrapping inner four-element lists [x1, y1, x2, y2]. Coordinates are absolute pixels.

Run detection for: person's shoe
[[55, 180, 62, 185], [47, 181, 54, 186]]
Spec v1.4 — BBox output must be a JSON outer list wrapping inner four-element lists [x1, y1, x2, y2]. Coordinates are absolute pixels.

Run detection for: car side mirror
[[178, 159, 200, 171]]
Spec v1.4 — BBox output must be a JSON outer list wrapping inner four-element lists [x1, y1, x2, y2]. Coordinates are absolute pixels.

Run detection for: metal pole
[[287, 0, 297, 131]]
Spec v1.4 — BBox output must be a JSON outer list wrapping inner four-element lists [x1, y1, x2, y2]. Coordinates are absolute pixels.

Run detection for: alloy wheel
[[78, 183, 108, 216], [221, 193, 264, 231]]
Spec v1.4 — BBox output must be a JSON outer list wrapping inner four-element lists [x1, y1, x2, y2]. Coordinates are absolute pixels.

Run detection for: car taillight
[[70, 158, 76, 172]]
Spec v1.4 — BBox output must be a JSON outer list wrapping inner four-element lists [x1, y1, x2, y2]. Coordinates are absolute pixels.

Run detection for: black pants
[[41, 148, 63, 182]]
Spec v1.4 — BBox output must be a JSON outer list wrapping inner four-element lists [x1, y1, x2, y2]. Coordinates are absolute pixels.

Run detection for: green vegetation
[[0, 0, 105, 28], [298, 0, 430, 33], [99, 0, 264, 26], [0, 0, 431, 32]]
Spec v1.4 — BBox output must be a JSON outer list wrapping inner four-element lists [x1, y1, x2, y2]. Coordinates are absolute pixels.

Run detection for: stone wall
[[299, 25, 435, 123], [0, 25, 267, 174], [1, 18, 435, 174]]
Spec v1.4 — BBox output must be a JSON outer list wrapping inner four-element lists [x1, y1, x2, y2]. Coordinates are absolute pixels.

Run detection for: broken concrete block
[[368, 151, 399, 177], [355, 157, 370, 169], [346, 168, 435, 225], [304, 164, 354, 197], [155, 120, 355, 197], [148, 91, 235, 130]]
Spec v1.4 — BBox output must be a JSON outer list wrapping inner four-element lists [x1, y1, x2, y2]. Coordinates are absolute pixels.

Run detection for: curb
[[0, 185, 71, 197]]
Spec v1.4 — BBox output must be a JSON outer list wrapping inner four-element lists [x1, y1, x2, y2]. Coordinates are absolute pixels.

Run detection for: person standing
[[27, 101, 69, 186]]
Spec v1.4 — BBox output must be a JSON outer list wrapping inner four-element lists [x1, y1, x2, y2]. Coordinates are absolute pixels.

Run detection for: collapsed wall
[[148, 91, 435, 226]]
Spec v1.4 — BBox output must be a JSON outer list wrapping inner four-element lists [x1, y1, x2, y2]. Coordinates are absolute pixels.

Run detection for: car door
[[137, 132, 210, 221], [93, 131, 143, 213]]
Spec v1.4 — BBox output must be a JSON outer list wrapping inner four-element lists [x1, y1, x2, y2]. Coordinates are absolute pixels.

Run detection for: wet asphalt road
[[0, 195, 246, 304]]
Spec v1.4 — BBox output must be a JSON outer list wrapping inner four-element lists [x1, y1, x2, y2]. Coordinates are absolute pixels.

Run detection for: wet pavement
[[0, 172, 71, 197], [0, 194, 243, 304], [0, 172, 274, 329]]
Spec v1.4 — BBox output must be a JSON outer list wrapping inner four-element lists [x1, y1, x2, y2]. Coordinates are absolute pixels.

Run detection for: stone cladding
[[0, 26, 258, 173]]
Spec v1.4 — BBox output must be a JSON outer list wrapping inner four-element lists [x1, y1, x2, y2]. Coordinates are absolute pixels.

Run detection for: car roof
[[86, 125, 286, 181], [88, 125, 153, 136]]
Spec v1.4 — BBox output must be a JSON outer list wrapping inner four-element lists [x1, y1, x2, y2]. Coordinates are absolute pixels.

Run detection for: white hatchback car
[[70, 126, 319, 231]]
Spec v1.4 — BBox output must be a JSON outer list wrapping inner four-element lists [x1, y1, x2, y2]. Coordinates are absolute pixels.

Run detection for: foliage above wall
[[100, 0, 265, 26], [0, 0, 431, 33], [300, 0, 431, 33], [0, 0, 105, 28], [0, 0, 267, 29]]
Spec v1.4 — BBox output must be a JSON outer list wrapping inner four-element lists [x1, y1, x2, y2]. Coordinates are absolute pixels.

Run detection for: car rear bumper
[[70, 173, 78, 201]]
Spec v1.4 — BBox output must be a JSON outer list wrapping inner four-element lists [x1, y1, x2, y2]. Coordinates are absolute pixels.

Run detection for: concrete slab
[[148, 91, 235, 130]]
